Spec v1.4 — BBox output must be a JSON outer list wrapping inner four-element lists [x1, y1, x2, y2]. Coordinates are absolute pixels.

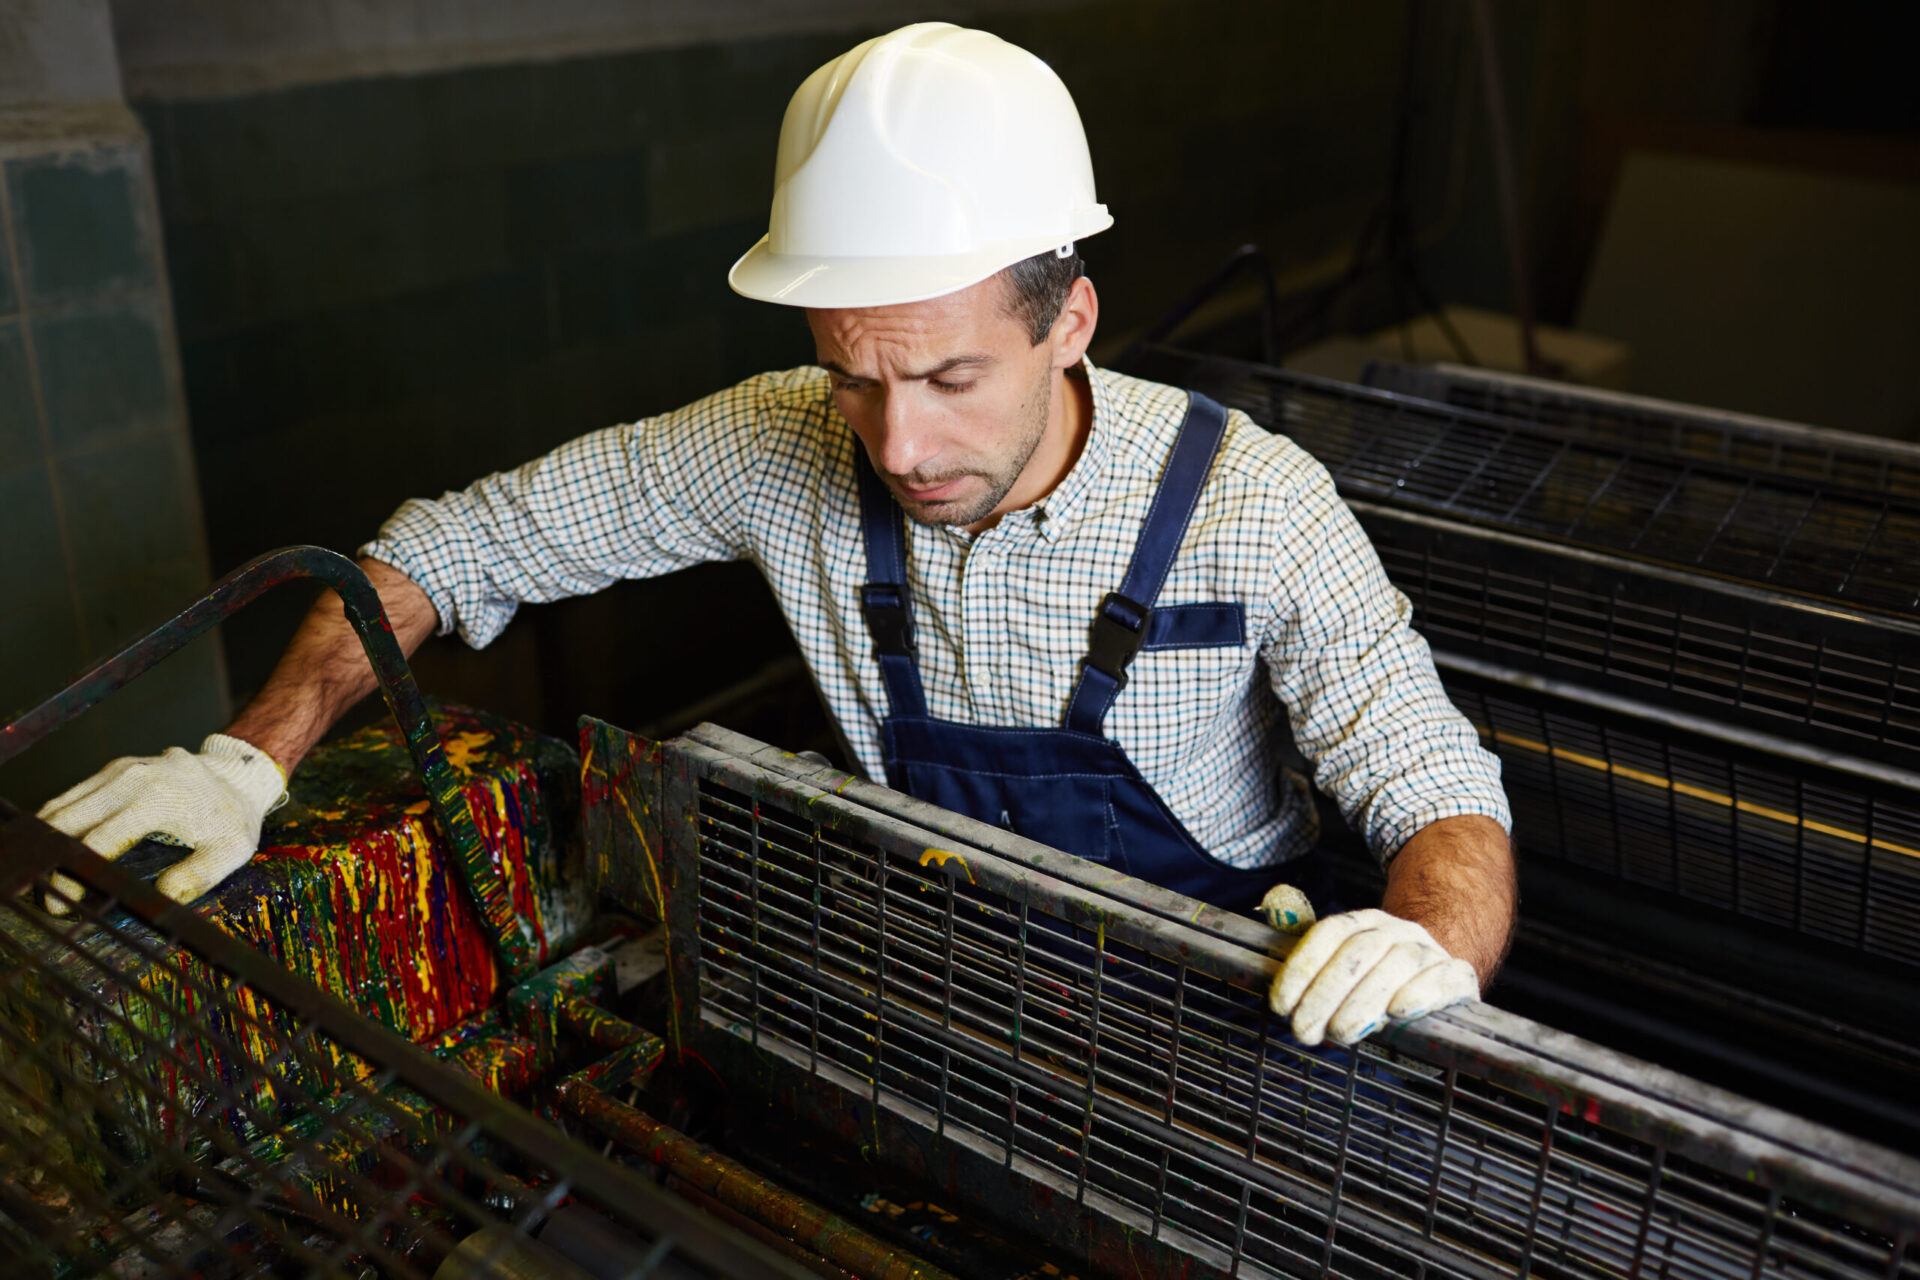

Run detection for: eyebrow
[[818, 354, 995, 382]]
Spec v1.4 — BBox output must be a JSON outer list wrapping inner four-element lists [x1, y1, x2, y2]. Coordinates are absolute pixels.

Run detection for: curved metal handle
[[0, 545, 536, 979]]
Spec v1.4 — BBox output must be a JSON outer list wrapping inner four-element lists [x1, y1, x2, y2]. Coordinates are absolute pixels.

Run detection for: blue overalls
[[855, 391, 1325, 916]]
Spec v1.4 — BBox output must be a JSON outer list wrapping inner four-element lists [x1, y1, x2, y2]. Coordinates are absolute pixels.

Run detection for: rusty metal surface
[[635, 722, 1920, 1280]]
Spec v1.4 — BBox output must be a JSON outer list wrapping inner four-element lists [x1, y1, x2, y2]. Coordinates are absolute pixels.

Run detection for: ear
[[1049, 275, 1099, 371]]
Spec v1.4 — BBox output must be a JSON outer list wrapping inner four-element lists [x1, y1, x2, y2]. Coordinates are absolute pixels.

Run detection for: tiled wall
[[124, 1, 1415, 750], [0, 115, 226, 805]]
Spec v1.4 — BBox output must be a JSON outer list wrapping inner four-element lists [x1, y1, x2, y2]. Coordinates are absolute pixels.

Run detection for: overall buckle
[[1084, 592, 1151, 687], [861, 584, 916, 658]]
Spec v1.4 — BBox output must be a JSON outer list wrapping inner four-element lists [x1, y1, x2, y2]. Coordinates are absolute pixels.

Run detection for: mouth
[[894, 476, 971, 504]]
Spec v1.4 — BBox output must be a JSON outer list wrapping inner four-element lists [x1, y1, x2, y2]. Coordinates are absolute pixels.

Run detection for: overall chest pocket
[[1101, 602, 1256, 758]]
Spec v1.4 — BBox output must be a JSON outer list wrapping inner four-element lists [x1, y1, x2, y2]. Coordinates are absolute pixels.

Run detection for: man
[[36, 23, 1513, 1048]]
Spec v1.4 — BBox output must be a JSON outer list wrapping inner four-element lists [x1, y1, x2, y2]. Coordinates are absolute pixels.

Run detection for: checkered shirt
[[363, 361, 1510, 871]]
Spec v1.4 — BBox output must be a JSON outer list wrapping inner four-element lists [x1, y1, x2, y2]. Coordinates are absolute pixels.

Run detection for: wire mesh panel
[[1328, 503, 1920, 972], [0, 806, 808, 1280], [1434, 664, 1920, 973], [652, 731, 1920, 1280], [1123, 347, 1920, 616], [1355, 502, 1920, 772], [1361, 362, 1920, 499]]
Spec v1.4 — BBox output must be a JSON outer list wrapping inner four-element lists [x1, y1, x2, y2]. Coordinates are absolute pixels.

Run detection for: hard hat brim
[[728, 220, 1111, 310]]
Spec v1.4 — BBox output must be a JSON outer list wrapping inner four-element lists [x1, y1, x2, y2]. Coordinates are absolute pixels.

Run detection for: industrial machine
[[1117, 342, 1920, 1150], [3, 383, 1919, 1275]]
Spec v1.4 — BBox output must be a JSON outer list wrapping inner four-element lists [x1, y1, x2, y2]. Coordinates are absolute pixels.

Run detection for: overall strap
[[853, 447, 929, 718], [1063, 392, 1230, 735]]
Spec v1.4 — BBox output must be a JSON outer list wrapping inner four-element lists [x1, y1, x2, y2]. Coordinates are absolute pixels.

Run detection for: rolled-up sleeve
[[360, 376, 771, 648], [1259, 461, 1510, 862]]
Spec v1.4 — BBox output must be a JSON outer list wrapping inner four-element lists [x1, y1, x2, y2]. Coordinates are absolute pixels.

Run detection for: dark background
[[3, 0, 1916, 800]]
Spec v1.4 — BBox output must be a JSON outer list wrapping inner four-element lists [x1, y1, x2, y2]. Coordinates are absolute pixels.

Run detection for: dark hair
[[1001, 245, 1084, 344]]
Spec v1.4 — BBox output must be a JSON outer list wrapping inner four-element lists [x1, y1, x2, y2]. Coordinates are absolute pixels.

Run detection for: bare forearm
[[1381, 814, 1516, 987], [224, 558, 439, 776]]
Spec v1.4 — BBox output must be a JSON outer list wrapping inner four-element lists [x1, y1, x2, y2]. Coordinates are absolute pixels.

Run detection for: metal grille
[[1124, 347, 1920, 615], [1337, 503, 1920, 972], [1436, 665, 1920, 971], [0, 811, 805, 1280], [655, 730, 1920, 1280], [1357, 502, 1920, 769], [1361, 362, 1920, 499]]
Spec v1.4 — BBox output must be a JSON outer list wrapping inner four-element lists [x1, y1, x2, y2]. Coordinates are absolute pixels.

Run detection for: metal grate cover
[[1361, 362, 1920, 499], [1434, 661, 1920, 975], [1123, 347, 1920, 615], [632, 725, 1920, 1280], [0, 805, 807, 1280], [1341, 502, 1920, 973], [1352, 503, 1920, 771]]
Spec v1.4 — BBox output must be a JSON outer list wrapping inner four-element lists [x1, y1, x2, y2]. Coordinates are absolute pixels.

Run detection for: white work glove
[[1265, 902, 1479, 1048], [35, 733, 287, 914]]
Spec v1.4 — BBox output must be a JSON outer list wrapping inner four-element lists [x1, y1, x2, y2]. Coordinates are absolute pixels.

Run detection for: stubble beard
[[887, 370, 1054, 528]]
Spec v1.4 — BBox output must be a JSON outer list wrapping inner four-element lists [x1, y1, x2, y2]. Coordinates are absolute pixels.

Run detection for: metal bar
[[675, 731, 1920, 1218], [1696, 476, 1757, 564], [557, 1083, 959, 1280], [27, 829, 813, 1280], [1432, 648, 1920, 795], [1627, 466, 1691, 552], [1369, 359, 1920, 475]]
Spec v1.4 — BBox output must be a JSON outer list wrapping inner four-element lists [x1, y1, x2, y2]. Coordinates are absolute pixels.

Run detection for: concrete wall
[[0, 2, 226, 807], [0, 1, 122, 104]]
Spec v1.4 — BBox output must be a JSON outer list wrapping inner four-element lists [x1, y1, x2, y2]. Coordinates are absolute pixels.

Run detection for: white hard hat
[[728, 22, 1112, 309]]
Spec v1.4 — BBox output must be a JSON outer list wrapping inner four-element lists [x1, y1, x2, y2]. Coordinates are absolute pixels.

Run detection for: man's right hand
[[35, 734, 287, 913]]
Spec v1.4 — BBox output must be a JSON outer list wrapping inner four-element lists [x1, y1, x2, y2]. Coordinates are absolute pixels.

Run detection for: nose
[[871, 387, 937, 478]]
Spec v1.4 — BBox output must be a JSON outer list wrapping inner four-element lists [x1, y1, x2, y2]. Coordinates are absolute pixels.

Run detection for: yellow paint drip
[[918, 848, 975, 883], [1479, 725, 1920, 861], [408, 820, 435, 924], [441, 730, 495, 774]]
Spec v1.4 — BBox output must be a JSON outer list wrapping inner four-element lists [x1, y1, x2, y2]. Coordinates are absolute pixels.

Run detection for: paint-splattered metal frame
[[0, 801, 810, 1278], [0, 545, 536, 980], [592, 717, 1920, 1280]]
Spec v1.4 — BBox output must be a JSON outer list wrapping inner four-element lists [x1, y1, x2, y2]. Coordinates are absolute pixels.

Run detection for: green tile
[[0, 637, 227, 808], [83, 637, 227, 757], [6, 148, 157, 303], [0, 465, 85, 778], [230, 170, 507, 321], [0, 594, 84, 723], [35, 301, 174, 451], [77, 553, 212, 656], [503, 149, 650, 263], [647, 128, 776, 240], [0, 320, 40, 473], [0, 709, 107, 812], [0, 462, 70, 607], [165, 79, 423, 216], [54, 430, 202, 589], [157, 219, 245, 341], [0, 220, 14, 314]]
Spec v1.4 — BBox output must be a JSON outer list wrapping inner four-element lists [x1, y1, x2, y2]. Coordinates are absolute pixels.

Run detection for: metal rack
[[1350, 501, 1920, 968], [1122, 347, 1920, 616], [594, 720, 1920, 1280], [0, 810, 807, 1279], [1361, 362, 1920, 499]]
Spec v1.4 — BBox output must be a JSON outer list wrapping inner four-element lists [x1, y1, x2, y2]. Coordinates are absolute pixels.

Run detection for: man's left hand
[[1268, 908, 1478, 1047]]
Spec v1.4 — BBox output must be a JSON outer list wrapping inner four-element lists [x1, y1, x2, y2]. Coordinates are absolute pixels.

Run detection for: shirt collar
[[1030, 357, 1113, 541]]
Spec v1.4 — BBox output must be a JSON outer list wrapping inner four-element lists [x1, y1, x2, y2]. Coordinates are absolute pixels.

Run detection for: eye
[[930, 378, 977, 394]]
